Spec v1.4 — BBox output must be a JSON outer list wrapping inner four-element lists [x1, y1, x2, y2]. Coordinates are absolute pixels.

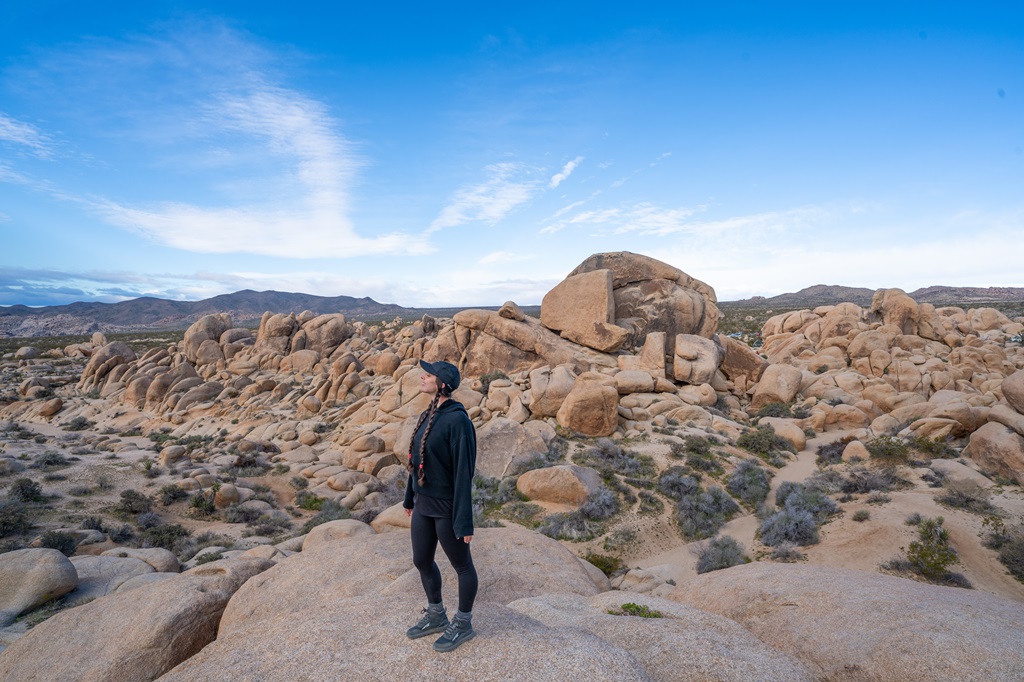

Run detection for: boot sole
[[433, 629, 476, 652], [407, 623, 449, 640]]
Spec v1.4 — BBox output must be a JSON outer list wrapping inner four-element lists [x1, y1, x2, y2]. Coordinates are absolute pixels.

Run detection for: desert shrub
[[478, 370, 509, 395], [755, 402, 793, 418], [770, 542, 803, 562], [905, 512, 923, 526], [637, 490, 664, 516], [603, 528, 637, 552], [188, 493, 216, 518], [816, 435, 856, 466], [695, 535, 748, 574], [838, 467, 907, 494], [537, 510, 602, 542], [80, 516, 104, 531], [776, 481, 839, 522], [865, 435, 911, 464], [224, 454, 271, 478], [294, 490, 325, 511], [759, 508, 820, 547], [39, 530, 78, 556], [726, 460, 772, 507], [997, 535, 1024, 583], [657, 467, 700, 501], [737, 424, 796, 459], [575, 439, 656, 479], [0, 498, 32, 537], [936, 479, 998, 515], [906, 516, 958, 580], [852, 509, 870, 522], [513, 436, 568, 475], [8, 478, 44, 503], [136, 512, 162, 529], [115, 489, 152, 516], [107, 524, 135, 543], [584, 552, 622, 577], [194, 550, 224, 565], [300, 499, 350, 533], [676, 486, 739, 540], [684, 435, 716, 456], [244, 514, 292, 537], [159, 485, 188, 506], [223, 504, 262, 524], [500, 501, 542, 524], [580, 487, 619, 521], [141, 523, 191, 552], [290, 476, 309, 490], [34, 451, 71, 468], [866, 492, 891, 505], [63, 416, 94, 432], [909, 436, 958, 459], [67, 485, 92, 496], [607, 602, 662, 618], [686, 449, 723, 475]]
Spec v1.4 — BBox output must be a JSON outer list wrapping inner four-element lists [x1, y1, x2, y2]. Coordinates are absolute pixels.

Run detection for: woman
[[403, 359, 478, 652]]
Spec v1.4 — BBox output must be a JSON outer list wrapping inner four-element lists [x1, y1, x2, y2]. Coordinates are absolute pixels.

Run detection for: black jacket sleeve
[[449, 413, 477, 538], [404, 473, 414, 509]]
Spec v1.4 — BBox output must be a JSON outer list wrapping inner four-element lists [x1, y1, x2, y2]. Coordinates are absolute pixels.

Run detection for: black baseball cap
[[419, 360, 461, 390]]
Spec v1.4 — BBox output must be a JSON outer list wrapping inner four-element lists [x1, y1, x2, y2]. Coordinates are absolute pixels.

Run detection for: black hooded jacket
[[403, 399, 477, 538]]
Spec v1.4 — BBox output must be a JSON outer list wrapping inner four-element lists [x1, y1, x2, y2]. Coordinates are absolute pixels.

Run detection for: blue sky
[[1, 2, 1021, 308]]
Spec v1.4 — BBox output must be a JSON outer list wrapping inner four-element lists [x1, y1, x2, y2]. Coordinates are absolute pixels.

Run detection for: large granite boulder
[[0, 549, 78, 626], [567, 252, 719, 353], [541, 269, 629, 352], [668, 562, 1024, 681]]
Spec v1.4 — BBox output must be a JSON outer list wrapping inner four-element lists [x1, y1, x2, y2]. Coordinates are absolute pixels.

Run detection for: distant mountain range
[[0, 290, 416, 337], [721, 285, 1024, 308], [1, 285, 1021, 338]]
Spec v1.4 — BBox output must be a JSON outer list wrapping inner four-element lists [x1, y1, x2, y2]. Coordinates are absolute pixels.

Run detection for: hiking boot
[[406, 607, 449, 639], [432, 615, 476, 652]]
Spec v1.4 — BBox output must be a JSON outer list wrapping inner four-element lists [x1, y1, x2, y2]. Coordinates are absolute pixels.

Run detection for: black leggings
[[410, 508, 478, 614]]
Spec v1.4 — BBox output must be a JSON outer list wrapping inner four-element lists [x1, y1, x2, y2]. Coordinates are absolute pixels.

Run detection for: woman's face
[[419, 370, 440, 396]]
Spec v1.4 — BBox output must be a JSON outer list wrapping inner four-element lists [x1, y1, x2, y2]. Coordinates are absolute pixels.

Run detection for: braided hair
[[408, 377, 453, 486]]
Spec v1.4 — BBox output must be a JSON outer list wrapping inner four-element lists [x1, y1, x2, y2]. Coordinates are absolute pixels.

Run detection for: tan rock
[[871, 288, 920, 335], [65, 556, 154, 605], [374, 351, 401, 377], [673, 334, 722, 384], [528, 365, 576, 417], [638, 331, 667, 378], [476, 417, 547, 478], [302, 519, 376, 551], [614, 370, 655, 395], [516, 465, 602, 505], [668, 562, 1024, 682], [750, 364, 803, 410], [717, 334, 767, 386], [100, 547, 180, 573], [1002, 369, 1024, 415], [557, 381, 619, 437], [841, 440, 870, 462], [159, 444, 187, 467], [966, 421, 1024, 484], [0, 549, 77, 626], [38, 397, 63, 417], [989, 403, 1024, 438], [498, 300, 526, 321], [213, 484, 240, 510], [541, 268, 615, 336], [0, 558, 272, 682], [758, 417, 806, 450], [370, 502, 413, 532]]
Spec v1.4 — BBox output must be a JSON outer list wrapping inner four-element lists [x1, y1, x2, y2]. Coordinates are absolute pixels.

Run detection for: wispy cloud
[[0, 113, 53, 159], [541, 201, 706, 235], [429, 162, 542, 232], [549, 156, 583, 188], [477, 251, 534, 265]]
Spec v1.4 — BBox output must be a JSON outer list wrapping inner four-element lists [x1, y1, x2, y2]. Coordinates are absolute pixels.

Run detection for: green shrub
[[997, 535, 1024, 583], [0, 498, 32, 537], [776, 481, 839, 522], [906, 516, 958, 580], [141, 523, 191, 552], [39, 530, 78, 556], [244, 514, 292, 537], [852, 509, 870, 522], [194, 550, 224, 565], [290, 476, 309, 490], [770, 542, 803, 562], [63, 416, 94, 432], [115, 489, 152, 516], [936, 480, 998, 515], [512, 436, 568, 475], [909, 436, 958, 459], [603, 528, 637, 552], [136, 512, 162, 529], [301, 499, 350, 533], [223, 504, 263, 524], [695, 535, 748, 574], [838, 467, 907, 494], [479, 370, 509, 395], [34, 451, 71, 468], [637, 490, 664, 516], [188, 493, 216, 518], [574, 439, 657, 479], [580, 488, 619, 521], [676, 486, 739, 540], [537, 510, 602, 542], [726, 460, 772, 507], [866, 435, 911, 464], [608, 602, 662, 618], [9, 478, 44, 503], [738, 424, 796, 456], [584, 552, 622, 576], [294, 490, 325, 511], [159, 485, 188, 506]]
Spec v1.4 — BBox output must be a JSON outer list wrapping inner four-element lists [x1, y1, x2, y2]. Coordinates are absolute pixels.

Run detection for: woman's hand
[[404, 508, 413, 517], [462, 535, 472, 544]]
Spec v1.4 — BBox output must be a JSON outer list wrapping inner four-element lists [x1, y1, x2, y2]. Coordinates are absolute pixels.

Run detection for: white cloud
[[0, 113, 53, 159], [549, 156, 583, 188], [429, 162, 542, 232], [477, 251, 534, 265], [90, 86, 430, 258]]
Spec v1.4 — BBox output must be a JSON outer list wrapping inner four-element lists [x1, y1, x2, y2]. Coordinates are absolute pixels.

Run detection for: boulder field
[[2, 251, 1024, 679]]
